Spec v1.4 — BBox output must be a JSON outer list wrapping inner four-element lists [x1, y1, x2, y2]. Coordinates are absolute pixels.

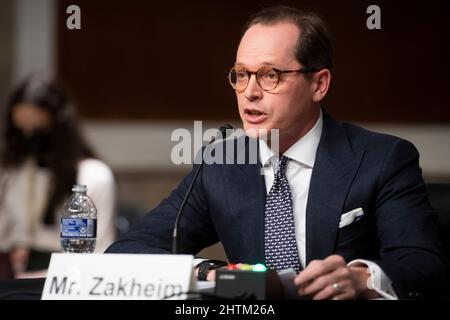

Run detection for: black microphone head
[[218, 124, 234, 139]]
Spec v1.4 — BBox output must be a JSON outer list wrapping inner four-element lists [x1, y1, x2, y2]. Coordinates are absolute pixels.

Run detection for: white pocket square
[[339, 208, 364, 228]]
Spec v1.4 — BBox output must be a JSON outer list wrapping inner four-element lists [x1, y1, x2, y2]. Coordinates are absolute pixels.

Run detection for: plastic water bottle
[[61, 184, 97, 253]]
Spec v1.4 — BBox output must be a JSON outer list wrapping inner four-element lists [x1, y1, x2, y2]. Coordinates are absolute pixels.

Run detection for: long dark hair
[[0, 75, 95, 224]]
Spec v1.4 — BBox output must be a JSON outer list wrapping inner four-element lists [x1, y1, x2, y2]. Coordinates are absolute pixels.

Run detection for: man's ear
[[312, 69, 331, 103]]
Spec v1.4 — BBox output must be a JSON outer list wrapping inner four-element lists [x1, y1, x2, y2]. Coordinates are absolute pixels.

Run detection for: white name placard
[[41, 253, 194, 300]]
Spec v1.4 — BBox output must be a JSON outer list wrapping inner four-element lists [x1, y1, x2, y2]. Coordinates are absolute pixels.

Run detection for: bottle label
[[61, 218, 97, 238]]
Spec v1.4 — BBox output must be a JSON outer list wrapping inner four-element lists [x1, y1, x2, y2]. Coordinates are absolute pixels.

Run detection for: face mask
[[21, 129, 51, 163]]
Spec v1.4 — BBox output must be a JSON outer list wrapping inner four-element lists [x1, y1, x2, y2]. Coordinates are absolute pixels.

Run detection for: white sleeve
[[0, 169, 32, 250], [348, 259, 398, 300], [77, 159, 116, 252]]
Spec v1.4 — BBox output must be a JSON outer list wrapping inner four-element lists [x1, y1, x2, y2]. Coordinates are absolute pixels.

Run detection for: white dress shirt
[[259, 109, 397, 299]]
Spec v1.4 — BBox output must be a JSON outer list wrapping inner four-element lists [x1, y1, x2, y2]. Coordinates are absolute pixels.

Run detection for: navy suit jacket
[[107, 112, 449, 299]]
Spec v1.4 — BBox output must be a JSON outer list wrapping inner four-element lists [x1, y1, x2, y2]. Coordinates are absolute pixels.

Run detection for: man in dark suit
[[106, 6, 448, 299]]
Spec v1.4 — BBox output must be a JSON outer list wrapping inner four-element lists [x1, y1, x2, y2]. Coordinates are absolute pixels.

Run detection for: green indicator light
[[252, 264, 267, 272]]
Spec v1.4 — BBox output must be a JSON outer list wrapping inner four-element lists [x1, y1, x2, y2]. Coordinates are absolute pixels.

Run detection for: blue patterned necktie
[[264, 155, 301, 272]]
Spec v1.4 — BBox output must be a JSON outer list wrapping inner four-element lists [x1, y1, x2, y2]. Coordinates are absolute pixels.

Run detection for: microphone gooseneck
[[172, 124, 234, 254]]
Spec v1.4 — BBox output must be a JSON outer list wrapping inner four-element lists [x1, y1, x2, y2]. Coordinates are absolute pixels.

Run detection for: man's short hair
[[242, 6, 333, 72]]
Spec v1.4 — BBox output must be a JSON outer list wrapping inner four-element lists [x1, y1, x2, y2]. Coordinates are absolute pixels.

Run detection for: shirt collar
[[259, 108, 323, 168]]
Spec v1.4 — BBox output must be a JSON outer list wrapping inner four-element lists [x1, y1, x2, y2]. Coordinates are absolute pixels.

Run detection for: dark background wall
[[57, 0, 450, 123], [0, 0, 14, 110]]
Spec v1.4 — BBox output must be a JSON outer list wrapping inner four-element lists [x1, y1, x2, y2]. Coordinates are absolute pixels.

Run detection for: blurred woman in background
[[0, 75, 116, 277]]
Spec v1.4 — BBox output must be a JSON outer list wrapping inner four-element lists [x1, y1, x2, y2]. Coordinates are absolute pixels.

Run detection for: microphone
[[172, 124, 234, 254]]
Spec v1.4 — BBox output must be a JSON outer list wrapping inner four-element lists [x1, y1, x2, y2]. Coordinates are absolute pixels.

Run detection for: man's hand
[[294, 255, 380, 300]]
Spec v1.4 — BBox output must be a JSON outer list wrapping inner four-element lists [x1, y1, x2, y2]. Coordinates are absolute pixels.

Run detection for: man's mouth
[[244, 109, 269, 124]]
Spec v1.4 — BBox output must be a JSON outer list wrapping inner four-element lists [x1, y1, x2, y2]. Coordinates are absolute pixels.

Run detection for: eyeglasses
[[226, 66, 322, 92]]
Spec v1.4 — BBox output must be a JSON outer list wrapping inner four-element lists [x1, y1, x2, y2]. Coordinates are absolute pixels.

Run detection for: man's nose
[[244, 74, 263, 101]]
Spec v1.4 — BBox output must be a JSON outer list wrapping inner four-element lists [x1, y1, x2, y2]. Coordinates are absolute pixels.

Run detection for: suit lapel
[[305, 113, 364, 264], [223, 136, 266, 263]]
